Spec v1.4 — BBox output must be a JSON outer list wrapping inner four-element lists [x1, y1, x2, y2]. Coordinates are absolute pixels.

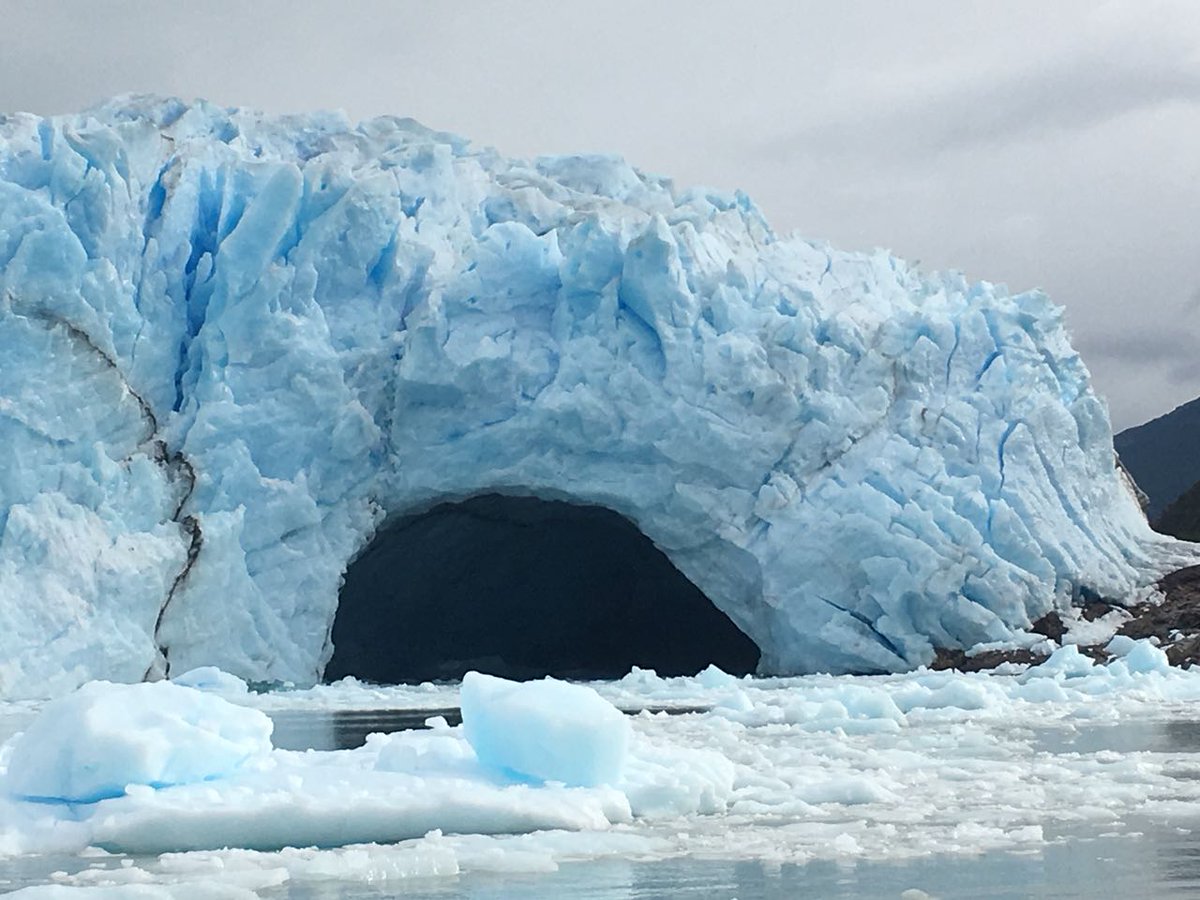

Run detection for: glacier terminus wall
[[0, 97, 1188, 698]]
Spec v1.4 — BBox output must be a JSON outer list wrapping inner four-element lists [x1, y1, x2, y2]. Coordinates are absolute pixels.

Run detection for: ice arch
[[326, 494, 761, 682], [0, 97, 1190, 698]]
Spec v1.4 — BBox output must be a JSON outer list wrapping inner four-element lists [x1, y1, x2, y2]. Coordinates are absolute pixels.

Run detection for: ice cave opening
[[325, 494, 762, 683]]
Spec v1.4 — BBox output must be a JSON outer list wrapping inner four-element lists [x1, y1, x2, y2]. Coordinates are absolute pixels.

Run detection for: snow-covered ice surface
[[6, 657, 1200, 896], [0, 95, 1196, 698]]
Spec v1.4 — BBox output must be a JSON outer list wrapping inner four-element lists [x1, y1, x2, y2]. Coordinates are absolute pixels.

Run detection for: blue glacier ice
[[461, 672, 631, 787], [4, 680, 272, 803], [0, 96, 1191, 698]]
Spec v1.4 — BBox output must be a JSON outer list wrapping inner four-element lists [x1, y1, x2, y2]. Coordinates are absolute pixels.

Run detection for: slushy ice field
[[4, 644, 1200, 898]]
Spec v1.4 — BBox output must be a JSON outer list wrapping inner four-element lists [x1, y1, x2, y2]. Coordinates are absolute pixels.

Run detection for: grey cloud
[[761, 22, 1200, 163], [1169, 358, 1200, 386], [1075, 321, 1200, 429], [1078, 327, 1199, 367], [926, 55, 1200, 150]]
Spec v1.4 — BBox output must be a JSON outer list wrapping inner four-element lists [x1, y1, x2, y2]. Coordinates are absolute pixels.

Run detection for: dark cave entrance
[[325, 494, 761, 683]]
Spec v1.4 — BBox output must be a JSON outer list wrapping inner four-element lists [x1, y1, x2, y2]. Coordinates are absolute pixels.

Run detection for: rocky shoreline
[[932, 565, 1200, 672]]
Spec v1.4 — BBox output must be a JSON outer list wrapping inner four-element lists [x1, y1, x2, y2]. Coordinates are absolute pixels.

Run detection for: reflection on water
[[268, 708, 464, 751], [1155, 826, 1200, 894], [1032, 719, 1200, 757], [10, 829, 1200, 900], [271, 826, 1200, 899], [0, 851, 157, 895], [267, 706, 707, 752]]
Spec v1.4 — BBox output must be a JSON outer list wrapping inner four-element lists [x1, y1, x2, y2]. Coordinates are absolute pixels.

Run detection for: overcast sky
[[2, 1, 1196, 430]]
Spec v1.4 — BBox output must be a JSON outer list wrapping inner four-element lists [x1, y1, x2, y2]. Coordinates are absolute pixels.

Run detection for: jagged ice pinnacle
[[0, 96, 1187, 698]]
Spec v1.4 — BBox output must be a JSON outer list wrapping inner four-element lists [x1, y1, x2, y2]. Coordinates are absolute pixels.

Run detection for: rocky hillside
[[1158, 481, 1200, 543], [1115, 397, 1200, 521]]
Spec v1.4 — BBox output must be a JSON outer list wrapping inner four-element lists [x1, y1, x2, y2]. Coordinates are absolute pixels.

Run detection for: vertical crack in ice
[[169, 165, 224, 413], [140, 152, 174, 255], [818, 251, 833, 285], [147, 512, 202, 680], [975, 349, 1002, 382], [987, 419, 1022, 538], [9, 298, 204, 680], [944, 320, 961, 389]]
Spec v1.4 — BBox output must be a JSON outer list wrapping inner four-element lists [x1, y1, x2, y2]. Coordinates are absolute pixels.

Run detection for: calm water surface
[[282, 828, 1200, 899], [7, 822, 1200, 899], [266, 706, 706, 752]]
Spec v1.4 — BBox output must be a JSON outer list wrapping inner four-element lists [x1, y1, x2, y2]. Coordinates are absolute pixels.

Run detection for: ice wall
[[0, 96, 1189, 697]]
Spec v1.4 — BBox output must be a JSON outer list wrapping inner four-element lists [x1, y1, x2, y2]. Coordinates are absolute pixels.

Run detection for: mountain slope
[[1115, 397, 1200, 520]]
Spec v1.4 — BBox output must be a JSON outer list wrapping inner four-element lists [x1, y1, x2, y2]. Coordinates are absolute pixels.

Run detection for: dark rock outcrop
[[1157, 481, 1200, 543], [934, 566, 1200, 672]]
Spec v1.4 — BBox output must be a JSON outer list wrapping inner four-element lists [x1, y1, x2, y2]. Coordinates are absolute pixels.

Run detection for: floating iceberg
[[0, 96, 1190, 697], [461, 672, 631, 787], [3, 680, 272, 803]]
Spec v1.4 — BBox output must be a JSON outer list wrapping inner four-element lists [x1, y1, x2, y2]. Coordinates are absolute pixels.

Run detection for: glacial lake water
[[265, 705, 706, 752], [5, 711, 1200, 898], [286, 826, 1200, 899], [5, 808, 1200, 898]]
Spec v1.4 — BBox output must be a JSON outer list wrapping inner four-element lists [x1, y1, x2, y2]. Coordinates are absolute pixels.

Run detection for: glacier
[[0, 95, 1189, 699]]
